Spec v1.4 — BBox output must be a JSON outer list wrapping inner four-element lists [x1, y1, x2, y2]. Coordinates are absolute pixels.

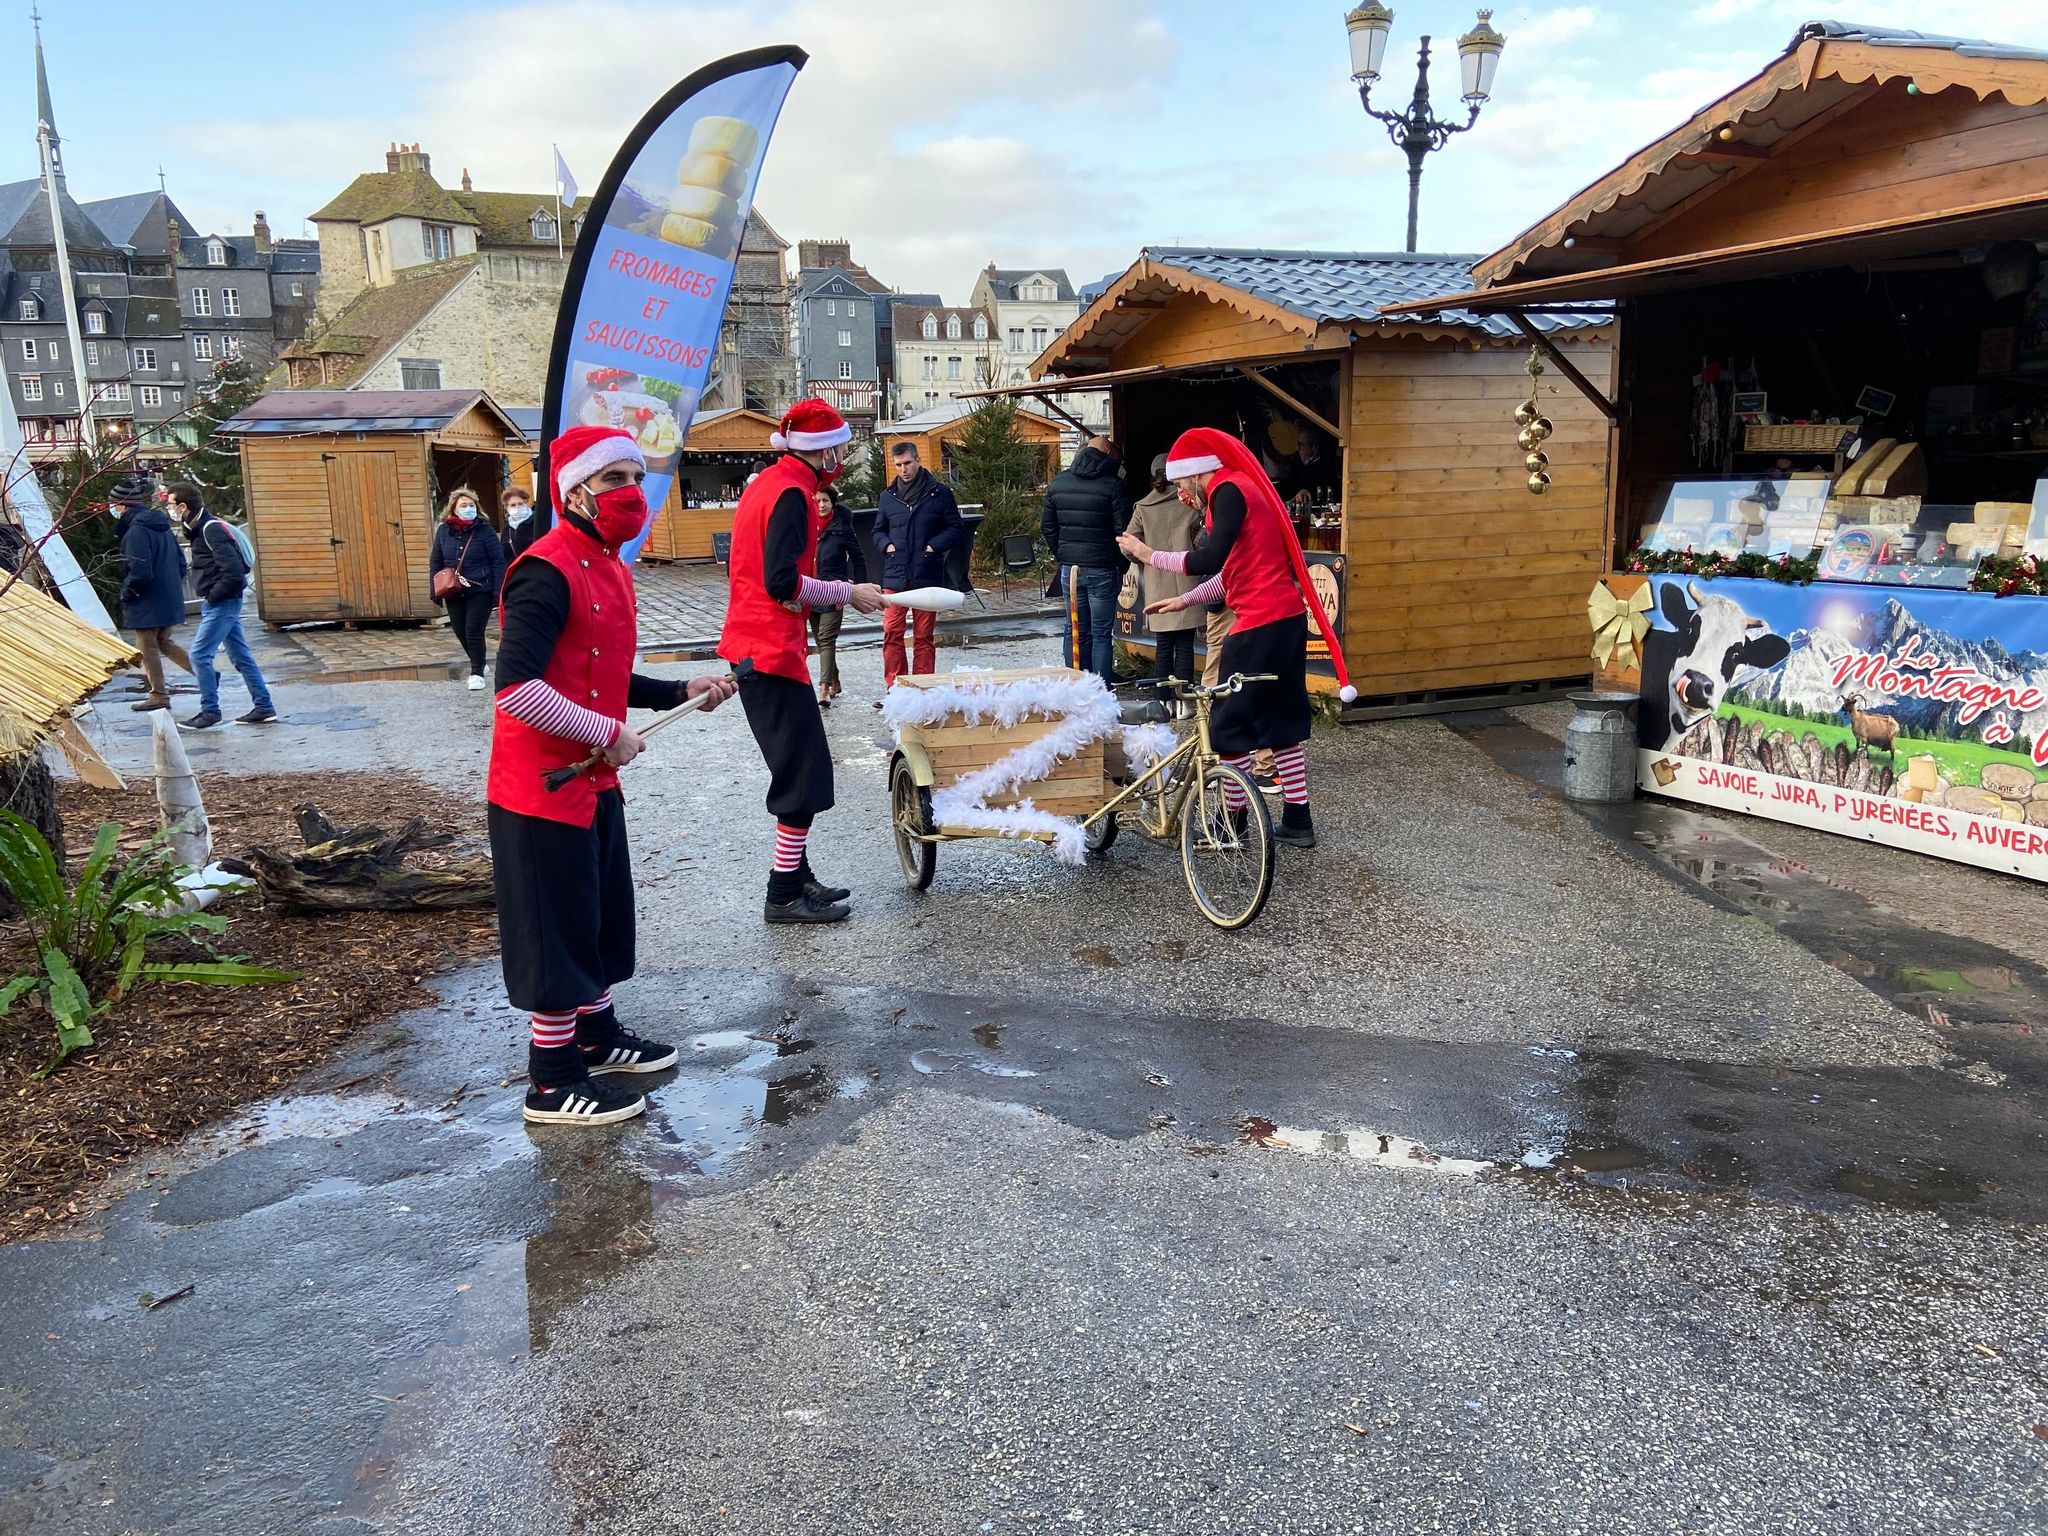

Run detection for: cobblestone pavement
[[251, 561, 1057, 681]]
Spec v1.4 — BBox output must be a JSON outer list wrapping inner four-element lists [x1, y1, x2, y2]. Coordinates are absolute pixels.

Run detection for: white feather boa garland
[[882, 672, 1178, 864]]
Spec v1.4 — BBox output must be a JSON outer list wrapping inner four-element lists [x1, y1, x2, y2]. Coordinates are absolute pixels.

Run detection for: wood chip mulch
[[0, 772, 500, 1243]]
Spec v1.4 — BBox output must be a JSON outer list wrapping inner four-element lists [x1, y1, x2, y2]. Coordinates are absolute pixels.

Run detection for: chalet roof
[[220, 387, 520, 437], [277, 261, 473, 385], [886, 396, 1059, 430], [1472, 19, 2048, 289], [453, 189, 578, 247], [983, 268, 1076, 301], [0, 177, 115, 253], [891, 302, 993, 334], [310, 169, 478, 228]]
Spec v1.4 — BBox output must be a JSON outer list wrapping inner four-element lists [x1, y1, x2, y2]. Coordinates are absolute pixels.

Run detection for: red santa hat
[[772, 397, 852, 452], [551, 424, 645, 501], [1163, 426, 1357, 703]]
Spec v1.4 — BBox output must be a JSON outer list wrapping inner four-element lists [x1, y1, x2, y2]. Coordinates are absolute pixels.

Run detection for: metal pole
[[1405, 37, 1433, 253], [1404, 143, 1426, 253]]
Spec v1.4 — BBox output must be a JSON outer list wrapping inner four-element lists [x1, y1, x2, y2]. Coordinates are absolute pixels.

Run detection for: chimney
[[461, 167, 473, 193], [252, 210, 272, 253], [386, 142, 402, 172], [166, 216, 182, 255], [388, 143, 432, 175]]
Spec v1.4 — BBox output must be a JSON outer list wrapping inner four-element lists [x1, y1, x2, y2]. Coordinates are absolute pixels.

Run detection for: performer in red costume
[[720, 399, 882, 924], [1118, 425, 1356, 850], [489, 424, 736, 1126]]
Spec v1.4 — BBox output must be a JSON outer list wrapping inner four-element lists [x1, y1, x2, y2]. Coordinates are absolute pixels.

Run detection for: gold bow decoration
[[1588, 581, 1652, 669]]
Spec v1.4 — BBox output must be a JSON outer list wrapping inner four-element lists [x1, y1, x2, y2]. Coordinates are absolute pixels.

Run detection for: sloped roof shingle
[[310, 170, 477, 228]]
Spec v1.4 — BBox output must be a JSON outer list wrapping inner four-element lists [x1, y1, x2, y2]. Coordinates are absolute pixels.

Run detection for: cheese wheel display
[[659, 213, 719, 249], [669, 183, 739, 224], [688, 116, 760, 163], [675, 151, 745, 199]]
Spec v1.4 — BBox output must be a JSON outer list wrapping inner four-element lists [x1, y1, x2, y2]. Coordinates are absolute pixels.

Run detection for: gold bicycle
[[889, 673, 1277, 931]]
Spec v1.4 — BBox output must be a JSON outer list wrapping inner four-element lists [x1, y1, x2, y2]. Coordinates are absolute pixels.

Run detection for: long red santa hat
[[1164, 426, 1356, 702]]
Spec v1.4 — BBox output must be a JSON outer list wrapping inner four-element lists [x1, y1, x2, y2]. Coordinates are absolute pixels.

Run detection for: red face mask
[[587, 483, 648, 547]]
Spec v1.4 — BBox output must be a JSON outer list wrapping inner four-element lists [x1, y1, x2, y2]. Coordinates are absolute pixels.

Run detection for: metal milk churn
[[1562, 690, 1640, 803]]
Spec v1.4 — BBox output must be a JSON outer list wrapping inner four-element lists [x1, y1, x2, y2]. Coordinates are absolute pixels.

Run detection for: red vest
[[486, 517, 638, 827], [719, 454, 822, 684], [1211, 470, 1302, 630]]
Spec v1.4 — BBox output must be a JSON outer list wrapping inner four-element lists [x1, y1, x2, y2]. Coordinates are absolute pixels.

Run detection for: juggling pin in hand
[[882, 587, 966, 613]]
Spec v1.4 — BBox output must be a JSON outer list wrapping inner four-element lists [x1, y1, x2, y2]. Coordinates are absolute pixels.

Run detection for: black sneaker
[[765, 893, 851, 924], [798, 863, 851, 904], [1252, 772, 1280, 795], [237, 706, 279, 724], [579, 1028, 679, 1076], [1274, 807, 1317, 850], [522, 1074, 647, 1125], [179, 710, 223, 731]]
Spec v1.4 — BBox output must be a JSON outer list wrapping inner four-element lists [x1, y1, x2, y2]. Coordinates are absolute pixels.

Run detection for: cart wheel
[[1084, 810, 1119, 857], [890, 756, 937, 891], [1179, 762, 1274, 930]]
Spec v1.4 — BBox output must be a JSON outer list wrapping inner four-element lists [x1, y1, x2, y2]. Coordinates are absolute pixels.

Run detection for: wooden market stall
[[882, 398, 1066, 484], [1380, 21, 2048, 881], [219, 390, 526, 625], [968, 248, 1614, 705], [638, 407, 784, 563]]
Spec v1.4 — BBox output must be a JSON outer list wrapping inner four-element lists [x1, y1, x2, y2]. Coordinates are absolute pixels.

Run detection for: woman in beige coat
[[1123, 453, 1205, 683]]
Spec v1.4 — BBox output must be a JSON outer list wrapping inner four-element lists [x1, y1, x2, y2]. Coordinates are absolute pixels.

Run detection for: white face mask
[[506, 506, 532, 527], [453, 504, 478, 522]]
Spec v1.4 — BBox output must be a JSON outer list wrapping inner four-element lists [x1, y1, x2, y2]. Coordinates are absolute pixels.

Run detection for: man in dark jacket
[[111, 475, 191, 712], [875, 441, 962, 689], [1041, 436, 1132, 684], [167, 483, 276, 729]]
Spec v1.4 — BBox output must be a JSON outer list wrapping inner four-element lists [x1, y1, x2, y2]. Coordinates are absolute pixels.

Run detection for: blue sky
[[18, 1, 2046, 300]]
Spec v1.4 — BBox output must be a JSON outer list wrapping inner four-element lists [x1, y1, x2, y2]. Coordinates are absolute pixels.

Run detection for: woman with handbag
[[1123, 452, 1202, 684], [429, 488, 508, 690]]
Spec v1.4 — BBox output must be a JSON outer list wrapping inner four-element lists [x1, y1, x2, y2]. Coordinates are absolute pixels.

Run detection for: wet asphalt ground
[[3, 622, 2046, 1535]]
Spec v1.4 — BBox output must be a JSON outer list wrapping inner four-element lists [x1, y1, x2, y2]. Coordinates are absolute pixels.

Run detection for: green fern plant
[[0, 811, 293, 1073]]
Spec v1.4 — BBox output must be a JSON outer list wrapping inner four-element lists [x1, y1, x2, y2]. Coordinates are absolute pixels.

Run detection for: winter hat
[[771, 397, 851, 452], [551, 424, 645, 501], [109, 474, 156, 507], [1163, 426, 1357, 703]]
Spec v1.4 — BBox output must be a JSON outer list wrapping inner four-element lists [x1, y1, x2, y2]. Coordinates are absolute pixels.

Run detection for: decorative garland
[[1969, 553, 2045, 597], [1622, 546, 1820, 585], [881, 672, 1177, 864]]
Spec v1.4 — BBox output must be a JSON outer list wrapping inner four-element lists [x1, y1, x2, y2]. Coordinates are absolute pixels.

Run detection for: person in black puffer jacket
[[429, 488, 508, 689], [1041, 437, 1132, 684], [810, 485, 868, 707]]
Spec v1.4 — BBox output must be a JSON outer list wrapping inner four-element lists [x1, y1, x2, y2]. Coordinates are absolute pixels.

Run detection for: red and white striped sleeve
[[495, 679, 620, 747]]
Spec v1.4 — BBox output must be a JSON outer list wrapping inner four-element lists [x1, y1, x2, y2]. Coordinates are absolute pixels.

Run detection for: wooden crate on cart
[[892, 668, 1104, 822]]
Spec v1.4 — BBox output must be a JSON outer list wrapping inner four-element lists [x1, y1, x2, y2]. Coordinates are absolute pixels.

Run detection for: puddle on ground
[[199, 1091, 409, 1149], [1234, 1117, 1495, 1177], [1827, 1162, 1988, 1210], [909, 1049, 1039, 1079]]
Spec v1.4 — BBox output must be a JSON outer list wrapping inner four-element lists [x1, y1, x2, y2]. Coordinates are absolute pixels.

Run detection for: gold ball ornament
[[1528, 470, 1551, 494], [1525, 451, 1550, 473], [1517, 423, 1555, 452], [1513, 401, 1540, 428]]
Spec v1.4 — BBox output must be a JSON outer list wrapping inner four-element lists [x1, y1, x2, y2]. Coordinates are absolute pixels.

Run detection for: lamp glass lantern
[[1457, 10, 1506, 103], [1346, 1, 1395, 81]]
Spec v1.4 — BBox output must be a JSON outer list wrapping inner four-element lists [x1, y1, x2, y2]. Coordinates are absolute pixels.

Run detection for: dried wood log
[[237, 803, 492, 914]]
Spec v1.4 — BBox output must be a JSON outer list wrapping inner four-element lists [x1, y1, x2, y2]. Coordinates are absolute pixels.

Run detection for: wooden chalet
[[219, 389, 525, 624], [882, 397, 1066, 485], [971, 249, 1613, 704]]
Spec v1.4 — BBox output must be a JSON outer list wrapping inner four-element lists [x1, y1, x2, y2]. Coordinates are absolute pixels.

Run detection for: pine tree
[[175, 359, 264, 520], [950, 399, 1044, 564]]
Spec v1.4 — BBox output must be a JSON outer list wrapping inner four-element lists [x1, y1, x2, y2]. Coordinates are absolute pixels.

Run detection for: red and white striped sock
[[1271, 744, 1309, 806], [531, 1008, 578, 1050], [577, 989, 614, 1018], [1221, 754, 1252, 809], [772, 822, 808, 874]]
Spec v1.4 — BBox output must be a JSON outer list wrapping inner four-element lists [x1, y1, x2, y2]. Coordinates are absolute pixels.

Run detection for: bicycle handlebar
[[1121, 673, 1277, 700]]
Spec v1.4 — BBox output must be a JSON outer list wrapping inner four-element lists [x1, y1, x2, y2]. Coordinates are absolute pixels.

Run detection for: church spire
[[33, 4, 64, 184]]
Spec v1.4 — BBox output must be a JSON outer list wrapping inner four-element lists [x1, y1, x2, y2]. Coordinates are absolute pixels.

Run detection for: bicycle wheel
[[891, 756, 936, 891], [1084, 810, 1119, 856], [1179, 762, 1274, 930]]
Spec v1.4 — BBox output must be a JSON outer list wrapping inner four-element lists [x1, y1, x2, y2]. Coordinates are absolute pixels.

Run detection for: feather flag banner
[[540, 47, 806, 560]]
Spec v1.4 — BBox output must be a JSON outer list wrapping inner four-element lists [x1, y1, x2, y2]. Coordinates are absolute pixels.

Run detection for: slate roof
[[124, 295, 183, 337], [82, 190, 191, 252], [796, 267, 870, 301], [221, 388, 510, 434], [1793, 18, 2048, 63], [269, 241, 321, 274], [176, 232, 258, 268], [1143, 248, 1606, 336], [0, 177, 115, 252], [890, 303, 995, 338], [984, 268, 1075, 301], [278, 261, 474, 385], [310, 170, 477, 228]]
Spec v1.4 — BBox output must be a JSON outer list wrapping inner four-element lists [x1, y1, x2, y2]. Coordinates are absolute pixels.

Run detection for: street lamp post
[[1346, 5, 1506, 252]]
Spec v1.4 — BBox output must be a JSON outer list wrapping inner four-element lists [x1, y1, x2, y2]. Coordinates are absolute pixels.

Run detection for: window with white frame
[[190, 287, 210, 316], [972, 315, 988, 341], [944, 314, 961, 340], [140, 385, 162, 408], [48, 340, 59, 362], [922, 355, 936, 380], [221, 288, 241, 317], [21, 339, 35, 362], [826, 299, 836, 316], [192, 335, 213, 360], [20, 377, 41, 401], [171, 389, 183, 405], [51, 378, 63, 398], [530, 213, 555, 241], [1008, 328, 1024, 353], [170, 358, 182, 376], [84, 340, 98, 364], [289, 280, 303, 298], [85, 309, 105, 334], [923, 390, 938, 408], [207, 240, 226, 266], [838, 360, 853, 380], [423, 224, 454, 262], [221, 336, 243, 359], [1031, 326, 1048, 351], [103, 381, 129, 402], [837, 329, 852, 348], [131, 347, 157, 371], [16, 298, 35, 321], [947, 356, 961, 380], [920, 315, 937, 340]]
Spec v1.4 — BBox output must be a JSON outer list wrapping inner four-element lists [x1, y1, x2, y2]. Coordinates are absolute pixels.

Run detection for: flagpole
[[553, 145, 565, 260]]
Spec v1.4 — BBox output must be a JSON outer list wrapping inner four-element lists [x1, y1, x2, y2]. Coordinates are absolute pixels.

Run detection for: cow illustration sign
[[1632, 577, 2048, 881]]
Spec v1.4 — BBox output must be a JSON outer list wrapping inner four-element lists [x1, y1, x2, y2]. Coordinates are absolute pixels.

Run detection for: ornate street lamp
[[1347, 6, 1507, 251]]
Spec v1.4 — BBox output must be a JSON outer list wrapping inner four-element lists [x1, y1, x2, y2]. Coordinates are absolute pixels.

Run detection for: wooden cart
[[886, 666, 1281, 930]]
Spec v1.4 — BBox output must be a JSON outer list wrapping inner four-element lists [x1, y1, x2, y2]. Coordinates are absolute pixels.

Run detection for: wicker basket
[[1744, 422, 1853, 454]]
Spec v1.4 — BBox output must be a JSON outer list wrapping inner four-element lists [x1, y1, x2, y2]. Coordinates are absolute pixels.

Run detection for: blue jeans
[[1064, 565, 1120, 685], [191, 597, 273, 715]]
